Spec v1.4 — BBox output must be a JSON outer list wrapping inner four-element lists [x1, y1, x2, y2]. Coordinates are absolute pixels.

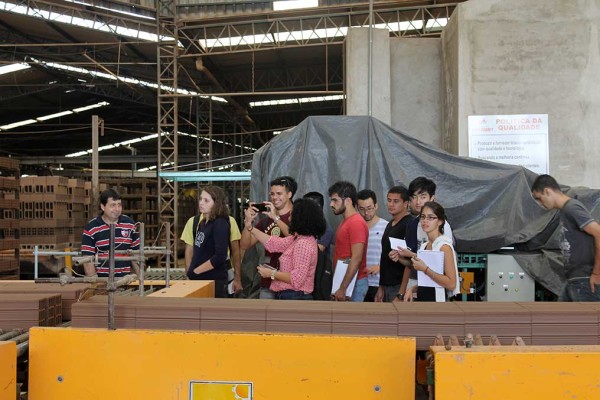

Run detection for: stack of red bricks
[[67, 179, 87, 246], [0, 157, 20, 280], [19, 177, 94, 251], [0, 293, 62, 329], [0, 282, 90, 321], [71, 298, 600, 349], [20, 176, 70, 250]]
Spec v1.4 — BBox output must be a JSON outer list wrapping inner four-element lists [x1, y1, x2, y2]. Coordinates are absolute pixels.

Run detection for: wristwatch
[[396, 293, 404, 300], [270, 269, 276, 280], [274, 215, 281, 222]]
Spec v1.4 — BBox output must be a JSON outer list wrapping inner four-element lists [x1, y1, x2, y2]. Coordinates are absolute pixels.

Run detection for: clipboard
[[416, 250, 444, 288], [331, 259, 358, 297]]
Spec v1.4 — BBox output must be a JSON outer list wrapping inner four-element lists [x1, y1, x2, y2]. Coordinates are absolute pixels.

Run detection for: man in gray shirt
[[531, 174, 600, 301]]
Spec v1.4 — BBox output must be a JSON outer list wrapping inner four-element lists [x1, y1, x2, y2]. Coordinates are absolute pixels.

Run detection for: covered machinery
[[249, 116, 600, 294]]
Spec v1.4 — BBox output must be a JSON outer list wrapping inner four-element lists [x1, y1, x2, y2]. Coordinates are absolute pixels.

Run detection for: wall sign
[[468, 114, 549, 175]]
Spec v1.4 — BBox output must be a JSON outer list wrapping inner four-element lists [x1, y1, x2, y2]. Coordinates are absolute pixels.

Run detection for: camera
[[253, 203, 269, 213]]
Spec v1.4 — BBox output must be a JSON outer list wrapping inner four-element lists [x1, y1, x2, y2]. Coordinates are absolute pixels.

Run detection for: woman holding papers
[[404, 202, 460, 302], [249, 198, 326, 300]]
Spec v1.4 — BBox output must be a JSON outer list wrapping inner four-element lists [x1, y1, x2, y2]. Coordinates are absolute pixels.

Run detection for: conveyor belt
[[71, 298, 600, 350]]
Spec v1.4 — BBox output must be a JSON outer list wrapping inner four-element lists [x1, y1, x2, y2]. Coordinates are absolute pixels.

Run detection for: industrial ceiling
[[0, 0, 462, 174]]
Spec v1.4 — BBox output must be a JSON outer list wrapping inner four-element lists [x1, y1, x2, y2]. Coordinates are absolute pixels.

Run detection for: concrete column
[[346, 27, 391, 125], [442, 0, 600, 188], [390, 38, 443, 149]]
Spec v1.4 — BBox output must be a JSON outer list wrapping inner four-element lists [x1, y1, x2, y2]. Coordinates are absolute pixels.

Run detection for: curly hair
[[328, 181, 358, 206], [289, 198, 327, 238], [200, 186, 230, 221]]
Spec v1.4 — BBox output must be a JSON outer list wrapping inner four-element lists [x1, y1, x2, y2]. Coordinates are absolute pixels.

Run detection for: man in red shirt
[[329, 181, 369, 301]]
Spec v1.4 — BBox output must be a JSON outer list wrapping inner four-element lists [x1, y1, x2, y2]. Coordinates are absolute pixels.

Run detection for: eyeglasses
[[358, 206, 375, 213], [419, 215, 438, 221]]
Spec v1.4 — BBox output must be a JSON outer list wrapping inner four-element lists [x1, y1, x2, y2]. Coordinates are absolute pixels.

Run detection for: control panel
[[486, 254, 535, 301]]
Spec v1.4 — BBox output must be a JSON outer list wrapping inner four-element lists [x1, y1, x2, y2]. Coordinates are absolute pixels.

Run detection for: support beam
[[156, 0, 178, 268]]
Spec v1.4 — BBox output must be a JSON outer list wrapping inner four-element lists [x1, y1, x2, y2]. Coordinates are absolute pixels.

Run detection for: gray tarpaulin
[[247, 116, 600, 295]]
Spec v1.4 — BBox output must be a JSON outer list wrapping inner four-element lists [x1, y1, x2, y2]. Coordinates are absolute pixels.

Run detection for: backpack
[[313, 249, 333, 300]]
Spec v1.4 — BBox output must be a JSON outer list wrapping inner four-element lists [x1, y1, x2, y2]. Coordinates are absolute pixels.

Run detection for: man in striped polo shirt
[[81, 189, 140, 277], [357, 189, 389, 302]]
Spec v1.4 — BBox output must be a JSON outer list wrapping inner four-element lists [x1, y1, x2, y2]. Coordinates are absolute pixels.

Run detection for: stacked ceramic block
[[0, 157, 20, 279], [71, 298, 600, 349], [0, 282, 90, 321]]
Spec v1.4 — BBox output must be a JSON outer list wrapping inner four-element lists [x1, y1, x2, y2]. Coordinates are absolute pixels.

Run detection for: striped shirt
[[366, 218, 389, 287], [81, 215, 140, 277]]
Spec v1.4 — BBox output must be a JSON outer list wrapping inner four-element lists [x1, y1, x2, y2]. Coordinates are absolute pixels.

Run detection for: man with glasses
[[357, 189, 388, 302], [394, 177, 453, 298], [242, 176, 297, 299], [328, 181, 369, 301]]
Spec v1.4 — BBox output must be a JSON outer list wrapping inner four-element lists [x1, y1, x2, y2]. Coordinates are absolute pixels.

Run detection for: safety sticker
[[189, 381, 252, 400]]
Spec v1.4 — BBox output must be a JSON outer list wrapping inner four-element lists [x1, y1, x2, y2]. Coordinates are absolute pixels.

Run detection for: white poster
[[468, 114, 549, 175]]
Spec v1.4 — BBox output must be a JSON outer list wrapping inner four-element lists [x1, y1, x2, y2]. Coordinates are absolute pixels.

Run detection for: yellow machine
[[432, 345, 600, 399], [29, 328, 415, 400], [0, 341, 16, 400]]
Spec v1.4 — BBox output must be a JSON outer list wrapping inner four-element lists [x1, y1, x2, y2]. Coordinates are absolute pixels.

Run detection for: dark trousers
[[275, 289, 313, 300], [214, 279, 228, 298], [364, 286, 379, 302]]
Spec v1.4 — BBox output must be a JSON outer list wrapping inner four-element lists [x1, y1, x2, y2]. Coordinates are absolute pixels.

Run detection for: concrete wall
[[346, 28, 391, 125], [390, 38, 443, 149], [442, 0, 600, 188]]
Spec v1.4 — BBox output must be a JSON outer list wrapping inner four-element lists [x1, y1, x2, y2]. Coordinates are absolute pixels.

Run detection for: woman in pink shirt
[[247, 198, 326, 300]]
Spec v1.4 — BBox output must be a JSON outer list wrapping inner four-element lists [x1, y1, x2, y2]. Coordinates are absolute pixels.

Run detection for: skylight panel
[[273, 0, 318, 11]]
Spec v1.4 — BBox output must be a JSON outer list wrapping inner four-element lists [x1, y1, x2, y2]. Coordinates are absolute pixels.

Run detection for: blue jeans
[[559, 277, 600, 302], [275, 290, 313, 300], [351, 278, 369, 302]]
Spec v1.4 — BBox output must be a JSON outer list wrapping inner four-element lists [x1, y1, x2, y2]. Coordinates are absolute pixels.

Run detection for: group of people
[[193, 175, 461, 302], [81, 173, 600, 303]]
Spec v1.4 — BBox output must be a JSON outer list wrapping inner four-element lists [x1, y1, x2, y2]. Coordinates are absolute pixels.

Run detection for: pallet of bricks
[[67, 179, 88, 247], [0, 157, 20, 280], [20, 176, 71, 254]]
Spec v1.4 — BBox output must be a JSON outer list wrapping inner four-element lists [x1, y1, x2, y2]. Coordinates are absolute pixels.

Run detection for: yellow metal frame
[[29, 327, 415, 400], [0, 341, 16, 400], [432, 345, 600, 399]]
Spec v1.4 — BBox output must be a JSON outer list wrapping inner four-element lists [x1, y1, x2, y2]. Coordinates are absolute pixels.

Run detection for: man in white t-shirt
[[357, 189, 389, 302]]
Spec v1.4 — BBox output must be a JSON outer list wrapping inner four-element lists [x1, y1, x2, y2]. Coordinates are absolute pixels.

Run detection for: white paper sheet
[[389, 237, 408, 251], [331, 259, 358, 298], [416, 250, 445, 288]]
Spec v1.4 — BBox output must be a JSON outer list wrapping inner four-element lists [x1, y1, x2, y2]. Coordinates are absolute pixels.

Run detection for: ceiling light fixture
[[0, 119, 37, 130], [0, 62, 30, 76], [36, 110, 74, 121]]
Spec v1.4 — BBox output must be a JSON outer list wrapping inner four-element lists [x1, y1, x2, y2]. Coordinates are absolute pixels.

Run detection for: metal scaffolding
[[156, 0, 179, 268], [177, 3, 457, 56]]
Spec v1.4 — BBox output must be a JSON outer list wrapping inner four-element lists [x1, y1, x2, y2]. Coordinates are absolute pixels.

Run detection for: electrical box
[[486, 254, 535, 301]]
